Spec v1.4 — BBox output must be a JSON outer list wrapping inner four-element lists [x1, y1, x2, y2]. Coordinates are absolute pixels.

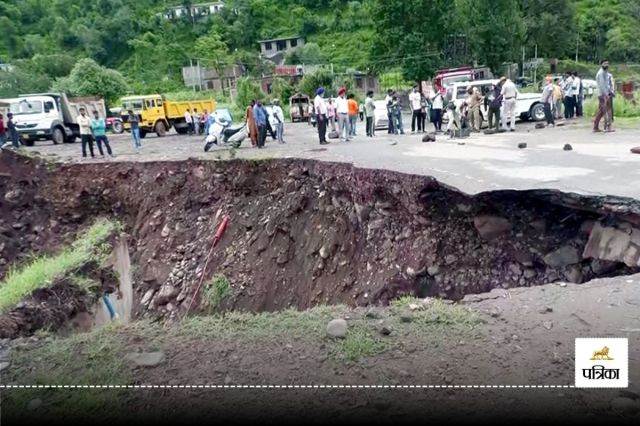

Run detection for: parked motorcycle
[[204, 117, 247, 152]]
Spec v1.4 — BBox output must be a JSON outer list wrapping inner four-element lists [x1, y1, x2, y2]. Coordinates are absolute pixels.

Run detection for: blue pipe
[[102, 295, 116, 319]]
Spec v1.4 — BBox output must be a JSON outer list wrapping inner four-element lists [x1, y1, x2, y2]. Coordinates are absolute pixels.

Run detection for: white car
[[446, 79, 546, 123], [373, 100, 389, 130]]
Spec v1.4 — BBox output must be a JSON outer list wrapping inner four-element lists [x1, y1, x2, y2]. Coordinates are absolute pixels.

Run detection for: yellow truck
[[120, 94, 215, 137]]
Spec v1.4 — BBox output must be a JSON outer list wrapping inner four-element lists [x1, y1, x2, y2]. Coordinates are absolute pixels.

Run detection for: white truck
[[4, 93, 106, 146], [445, 79, 546, 123]]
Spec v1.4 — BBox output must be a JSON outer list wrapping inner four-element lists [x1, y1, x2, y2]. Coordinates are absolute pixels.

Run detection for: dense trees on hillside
[[0, 0, 639, 96]]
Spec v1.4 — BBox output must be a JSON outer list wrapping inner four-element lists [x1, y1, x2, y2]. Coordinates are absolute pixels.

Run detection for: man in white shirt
[[431, 89, 444, 132], [184, 109, 194, 135], [335, 87, 350, 142], [572, 72, 582, 117], [561, 73, 575, 119], [77, 107, 95, 158], [314, 87, 328, 145], [409, 86, 423, 133], [272, 99, 285, 144], [500, 77, 517, 132]]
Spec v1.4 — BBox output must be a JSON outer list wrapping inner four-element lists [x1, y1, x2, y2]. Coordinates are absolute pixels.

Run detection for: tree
[[299, 69, 334, 97], [462, 0, 525, 73], [194, 31, 232, 95], [52, 58, 128, 106], [236, 78, 264, 108], [522, 0, 576, 59]]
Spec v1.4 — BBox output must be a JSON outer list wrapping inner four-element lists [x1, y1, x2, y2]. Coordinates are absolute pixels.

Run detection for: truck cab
[[121, 95, 168, 137]]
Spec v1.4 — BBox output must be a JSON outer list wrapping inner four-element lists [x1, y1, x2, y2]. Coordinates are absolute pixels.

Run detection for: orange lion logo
[[590, 346, 614, 360]]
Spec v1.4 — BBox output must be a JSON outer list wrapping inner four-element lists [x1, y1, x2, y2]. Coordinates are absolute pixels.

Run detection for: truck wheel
[[112, 120, 124, 134], [530, 103, 545, 122], [155, 121, 167, 137], [52, 127, 64, 145]]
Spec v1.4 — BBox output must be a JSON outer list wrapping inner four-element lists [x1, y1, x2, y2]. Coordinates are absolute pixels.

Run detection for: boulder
[[125, 351, 165, 367], [631, 146, 640, 154], [583, 222, 640, 267], [473, 215, 512, 241], [563, 144, 573, 151], [422, 132, 436, 142], [326, 319, 348, 338], [543, 245, 580, 268], [517, 142, 527, 149]]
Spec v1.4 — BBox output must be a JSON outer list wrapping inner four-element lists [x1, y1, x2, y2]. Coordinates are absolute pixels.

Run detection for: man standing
[[128, 110, 142, 150], [553, 80, 563, 119], [192, 108, 200, 135], [6, 113, 19, 148], [500, 77, 517, 132], [365, 91, 375, 137], [327, 99, 336, 132], [594, 60, 614, 133], [77, 107, 95, 159], [487, 81, 503, 131], [90, 110, 114, 157], [336, 87, 351, 142], [541, 76, 555, 127], [430, 89, 444, 132], [385, 89, 394, 134], [0, 113, 6, 147], [467, 86, 483, 132], [184, 108, 194, 135], [272, 99, 285, 144], [347, 94, 358, 137], [314, 87, 328, 145], [253, 99, 267, 148], [246, 100, 258, 147], [562, 73, 575, 119], [572, 72, 583, 117], [410, 86, 423, 133], [391, 96, 404, 134]]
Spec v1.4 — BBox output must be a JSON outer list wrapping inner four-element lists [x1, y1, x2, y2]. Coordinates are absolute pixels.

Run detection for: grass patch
[[391, 297, 480, 329], [0, 218, 120, 313], [334, 327, 387, 362], [202, 274, 232, 313], [583, 95, 640, 118]]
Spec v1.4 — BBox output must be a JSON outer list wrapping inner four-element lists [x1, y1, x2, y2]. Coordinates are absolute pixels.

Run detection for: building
[[164, 1, 225, 20], [258, 36, 305, 64], [182, 63, 244, 91]]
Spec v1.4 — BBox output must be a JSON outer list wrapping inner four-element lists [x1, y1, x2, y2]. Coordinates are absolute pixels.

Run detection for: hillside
[[1, 0, 639, 98]]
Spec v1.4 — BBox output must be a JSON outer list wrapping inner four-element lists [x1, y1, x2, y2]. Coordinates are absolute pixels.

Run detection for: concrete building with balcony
[[258, 36, 305, 64], [164, 1, 225, 20]]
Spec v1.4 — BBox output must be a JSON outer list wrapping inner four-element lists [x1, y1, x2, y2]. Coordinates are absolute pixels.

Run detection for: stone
[[326, 319, 348, 339], [0, 361, 9, 371], [445, 254, 458, 265], [610, 397, 640, 415], [631, 146, 640, 154], [27, 399, 42, 411], [376, 320, 393, 336], [473, 215, 512, 241], [4, 189, 24, 204], [542, 321, 553, 330], [529, 219, 547, 232], [563, 144, 573, 151], [538, 306, 553, 314], [399, 311, 413, 323], [155, 285, 179, 305], [161, 224, 171, 238], [319, 245, 331, 259], [564, 265, 583, 284], [524, 268, 536, 279], [406, 267, 417, 277], [427, 265, 440, 276], [543, 245, 580, 268], [518, 142, 527, 149], [364, 309, 384, 319], [583, 222, 640, 268], [125, 352, 166, 367], [534, 123, 546, 129], [508, 263, 523, 276], [141, 289, 156, 306], [422, 132, 436, 142]]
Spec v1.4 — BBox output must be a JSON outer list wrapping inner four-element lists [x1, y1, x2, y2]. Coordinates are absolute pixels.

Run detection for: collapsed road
[[1, 149, 640, 337]]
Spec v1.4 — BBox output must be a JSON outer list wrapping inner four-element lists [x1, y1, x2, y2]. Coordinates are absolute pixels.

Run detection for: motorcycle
[[204, 117, 247, 152]]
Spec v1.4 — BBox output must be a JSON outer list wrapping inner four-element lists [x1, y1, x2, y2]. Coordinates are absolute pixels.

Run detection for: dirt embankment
[[1, 150, 640, 325]]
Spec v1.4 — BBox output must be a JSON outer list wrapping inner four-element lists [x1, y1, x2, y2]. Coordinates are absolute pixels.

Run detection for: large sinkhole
[[1, 150, 639, 335]]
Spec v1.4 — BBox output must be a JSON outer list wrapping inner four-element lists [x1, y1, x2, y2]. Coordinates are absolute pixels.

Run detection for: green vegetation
[[583, 95, 640, 118], [203, 273, 232, 312], [334, 327, 387, 362], [0, 218, 119, 313], [390, 297, 480, 330]]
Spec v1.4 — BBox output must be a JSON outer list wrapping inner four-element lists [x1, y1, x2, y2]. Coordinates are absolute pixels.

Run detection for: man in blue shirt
[[90, 110, 114, 157], [253, 100, 267, 148]]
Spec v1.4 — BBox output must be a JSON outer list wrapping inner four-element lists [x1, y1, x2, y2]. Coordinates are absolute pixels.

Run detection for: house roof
[[258, 36, 303, 44]]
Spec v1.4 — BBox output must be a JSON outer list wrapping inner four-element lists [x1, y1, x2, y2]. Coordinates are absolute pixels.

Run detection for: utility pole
[[533, 44, 538, 86], [522, 46, 526, 78], [575, 34, 579, 62], [190, 58, 196, 92]]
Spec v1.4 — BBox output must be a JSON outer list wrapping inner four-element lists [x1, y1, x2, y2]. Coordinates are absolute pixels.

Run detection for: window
[[265, 42, 272, 51], [290, 39, 298, 48], [156, 99, 163, 107], [145, 99, 155, 108], [44, 101, 55, 113], [9, 100, 43, 115], [276, 40, 287, 51], [122, 100, 144, 111]]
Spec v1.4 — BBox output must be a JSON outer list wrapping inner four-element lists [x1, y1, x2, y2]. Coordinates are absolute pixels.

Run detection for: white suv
[[445, 79, 545, 123]]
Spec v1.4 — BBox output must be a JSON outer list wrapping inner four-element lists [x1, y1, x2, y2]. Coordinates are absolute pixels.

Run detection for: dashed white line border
[[0, 384, 575, 389]]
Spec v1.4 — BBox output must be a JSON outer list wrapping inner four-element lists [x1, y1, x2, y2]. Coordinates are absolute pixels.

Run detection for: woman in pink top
[[326, 99, 336, 131]]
